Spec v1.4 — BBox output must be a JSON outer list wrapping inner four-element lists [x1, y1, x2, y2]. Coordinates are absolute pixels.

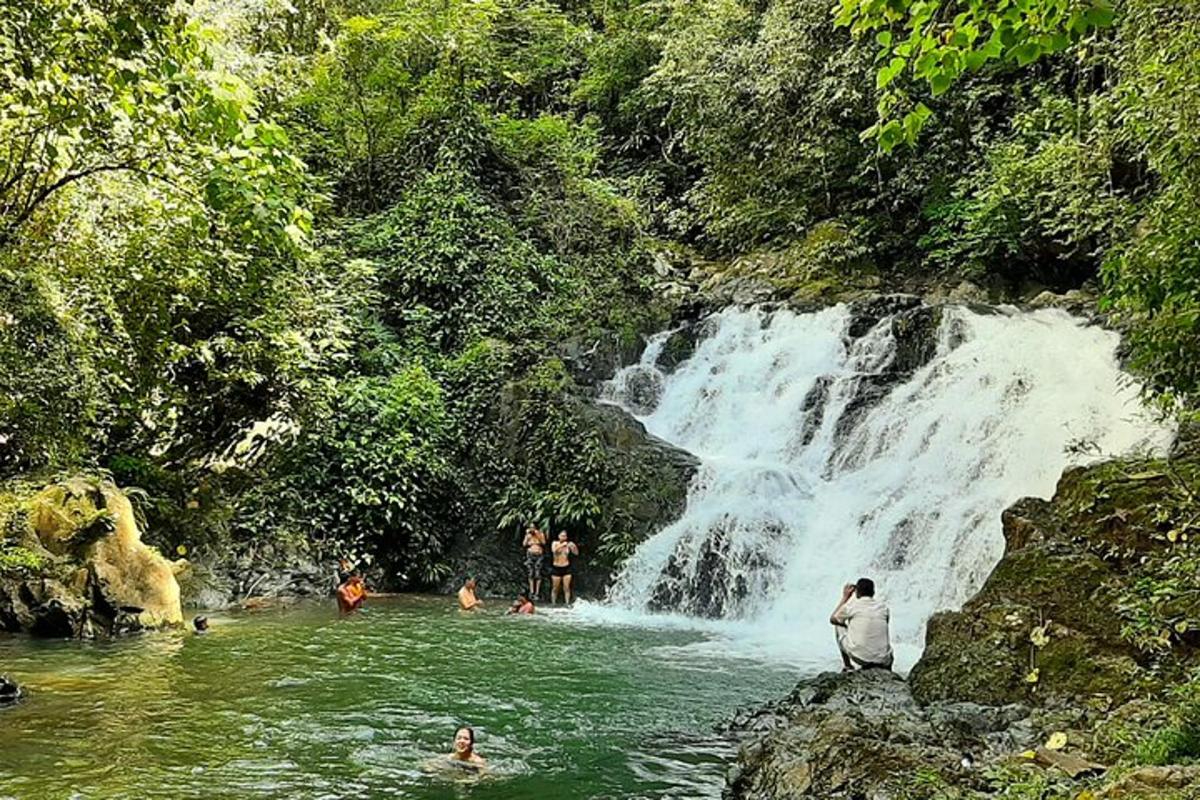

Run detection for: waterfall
[[599, 302, 1174, 664]]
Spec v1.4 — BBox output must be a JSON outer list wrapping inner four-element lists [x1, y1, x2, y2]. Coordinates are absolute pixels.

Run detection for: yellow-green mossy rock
[[2, 477, 183, 636]]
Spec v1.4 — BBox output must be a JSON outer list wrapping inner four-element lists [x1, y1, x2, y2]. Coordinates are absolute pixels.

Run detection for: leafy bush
[[251, 364, 462, 585]]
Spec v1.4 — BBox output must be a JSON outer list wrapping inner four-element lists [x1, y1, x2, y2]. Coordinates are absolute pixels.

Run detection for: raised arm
[[830, 584, 856, 626]]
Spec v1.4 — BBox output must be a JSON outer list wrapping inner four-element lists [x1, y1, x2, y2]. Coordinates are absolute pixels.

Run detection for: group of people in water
[[453, 523, 581, 615], [326, 523, 893, 771]]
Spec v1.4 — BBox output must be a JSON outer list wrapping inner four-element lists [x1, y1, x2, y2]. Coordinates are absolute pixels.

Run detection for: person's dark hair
[[517, 592, 530, 603], [855, 577, 875, 597], [192, 615, 208, 631], [457, 726, 475, 746]]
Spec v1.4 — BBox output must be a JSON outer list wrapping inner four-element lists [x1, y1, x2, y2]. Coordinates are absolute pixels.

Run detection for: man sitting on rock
[[830, 577, 893, 671]]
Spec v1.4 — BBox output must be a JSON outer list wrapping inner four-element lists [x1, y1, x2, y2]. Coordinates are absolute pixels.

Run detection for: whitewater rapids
[[593, 303, 1174, 670]]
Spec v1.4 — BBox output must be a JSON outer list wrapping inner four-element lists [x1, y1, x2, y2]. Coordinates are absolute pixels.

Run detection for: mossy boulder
[[911, 447, 1200, 708], [440, 392, 698, 599], [0, 476, 184, 637]]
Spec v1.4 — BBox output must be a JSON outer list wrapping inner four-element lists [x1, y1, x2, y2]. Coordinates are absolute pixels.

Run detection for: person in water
[[448, 726, 486, 768], [192, 615, 209, 635], [522, 523, 547, 599], [336, 573, 368, 614], [830, 577, 894, 671], [458, 578, 483, 611], [335, 558, 354, 588], [550, 531, 579, 605], [507, 592, 535, 615]]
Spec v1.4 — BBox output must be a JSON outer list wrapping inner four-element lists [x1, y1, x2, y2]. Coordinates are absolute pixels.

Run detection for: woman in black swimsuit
[[550, 530, 579, 604]]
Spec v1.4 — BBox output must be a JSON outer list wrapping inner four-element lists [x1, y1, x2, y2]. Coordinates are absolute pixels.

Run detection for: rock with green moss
[[440, 381, 698, 598], [911, 446, 1200, 708], [724, 670, 1039, 800]]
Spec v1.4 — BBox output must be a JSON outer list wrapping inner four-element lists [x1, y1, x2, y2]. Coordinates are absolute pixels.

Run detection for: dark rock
[[0, 674, 21, 706], [655, 324, 703, 374], [558, 330, 646, 389], [725, 670, 1036, 800], [826, 304, 944, 457], [797, 376, 832, 447], [439, 399, 699, 600], [845, 294, 923, 338], [0, 577, 87, 638], [648, 518, 785, 618], [618, 366, 665, 415]]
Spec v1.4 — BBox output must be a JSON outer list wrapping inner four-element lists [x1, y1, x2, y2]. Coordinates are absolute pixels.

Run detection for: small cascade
[[601, 301, 1173, 653]]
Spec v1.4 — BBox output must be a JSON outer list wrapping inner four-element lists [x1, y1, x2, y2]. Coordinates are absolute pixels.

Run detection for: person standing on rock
[[550, 531, 579, 605], [830, 577, 893, 671], [522, 523, 548, 600]]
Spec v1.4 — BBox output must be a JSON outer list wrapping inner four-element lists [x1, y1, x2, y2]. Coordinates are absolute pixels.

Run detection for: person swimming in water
[[550, 531, 579, 604], [192, 615, 209, 635], [457, 578, 483, 611], [507, 592, 535, 615], [336, 573, 368, 614], [448, 726, 486, 769]]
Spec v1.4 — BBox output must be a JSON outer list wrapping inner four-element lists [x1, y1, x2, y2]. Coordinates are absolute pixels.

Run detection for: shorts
[[551, 564, 573, 578], [525, 551, 544, 579], [835, 627, 894, 670]]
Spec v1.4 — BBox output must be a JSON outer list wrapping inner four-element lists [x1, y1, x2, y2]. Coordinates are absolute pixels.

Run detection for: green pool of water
[[0, 596, 800, 799]]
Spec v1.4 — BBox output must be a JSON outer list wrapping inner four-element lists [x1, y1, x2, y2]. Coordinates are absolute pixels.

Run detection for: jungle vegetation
[[1, 0, 1198, 583]]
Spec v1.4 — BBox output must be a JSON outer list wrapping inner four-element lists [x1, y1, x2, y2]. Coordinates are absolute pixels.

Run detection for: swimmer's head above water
[[450, 726, 485, 765]]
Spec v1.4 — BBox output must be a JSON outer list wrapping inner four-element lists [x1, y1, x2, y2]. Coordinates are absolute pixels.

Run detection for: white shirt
[[833, 596, 893, 665]]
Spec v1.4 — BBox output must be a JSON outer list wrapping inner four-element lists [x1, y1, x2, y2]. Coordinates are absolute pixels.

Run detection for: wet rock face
[[655, 325, 701, 374], [619, 366, 665, 416], [827, 299, 945, 453], [846, 293, 923, 338], [725, 670, 1037, 800], [557, 330, 647, 389]]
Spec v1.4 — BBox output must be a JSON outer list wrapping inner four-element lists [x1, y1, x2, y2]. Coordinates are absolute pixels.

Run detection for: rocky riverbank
[[725, 427, 1200, 800]]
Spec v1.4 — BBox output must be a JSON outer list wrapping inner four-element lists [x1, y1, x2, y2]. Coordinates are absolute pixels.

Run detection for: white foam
[[594, 304, 1173, 667]]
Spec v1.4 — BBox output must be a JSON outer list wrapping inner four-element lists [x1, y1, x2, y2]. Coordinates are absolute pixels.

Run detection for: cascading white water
[[597, 303, 1174, 668]]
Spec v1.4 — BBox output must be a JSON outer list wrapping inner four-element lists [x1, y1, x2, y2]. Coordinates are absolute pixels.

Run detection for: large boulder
[[725, 670, 1039, 800], [911, 451, 1197, 708], [0, 477, 184, 637], [440, 398, 698, 599]]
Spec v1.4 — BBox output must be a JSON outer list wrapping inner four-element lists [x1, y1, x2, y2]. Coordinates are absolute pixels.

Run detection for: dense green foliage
[[3, 0, 1200, 585]]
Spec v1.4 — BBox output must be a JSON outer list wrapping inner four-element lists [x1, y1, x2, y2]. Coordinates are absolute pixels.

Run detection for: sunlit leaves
[[0, 0, 312, 254], [836, 0, 1119, 149]]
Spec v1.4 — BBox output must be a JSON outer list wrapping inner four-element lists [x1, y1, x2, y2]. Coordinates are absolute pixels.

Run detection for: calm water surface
[[0, 596, 800, 799]]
